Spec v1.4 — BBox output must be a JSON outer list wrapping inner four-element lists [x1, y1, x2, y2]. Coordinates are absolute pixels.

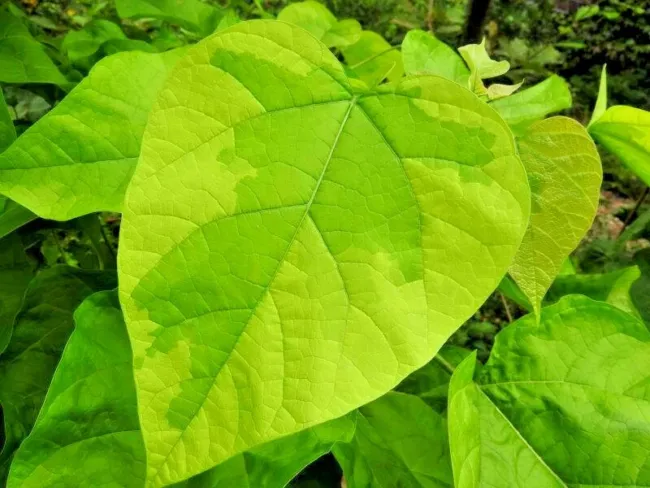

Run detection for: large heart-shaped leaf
[[449, 295, 650, 487], [0, 49, 183, 220], [508, 117, 601, 314], [118, 20, 529, 485]]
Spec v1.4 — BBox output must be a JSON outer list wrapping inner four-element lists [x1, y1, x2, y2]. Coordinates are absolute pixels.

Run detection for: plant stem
[[463, 0, 492, 44], [433, 354, 456, 375], [349, 46, 400, 70], [426, 0, 435, 32], [78, 214, 116, 270], [499, 291, 513, 323], [619, 187, 649, 237]]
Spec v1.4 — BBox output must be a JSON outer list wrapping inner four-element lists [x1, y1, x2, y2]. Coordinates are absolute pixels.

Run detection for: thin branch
[[499, 291, 513, 323], [426, 0, 435, 32], [619, 187, 649, 237], [433, 354, 456, 375]]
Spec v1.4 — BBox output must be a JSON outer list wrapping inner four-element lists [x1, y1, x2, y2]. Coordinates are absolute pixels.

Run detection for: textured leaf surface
[[401, 30, 469, 84], [0, 266, 116, 480], [333, 392, 452, 488], [342, 31, 403, 87], [589, 105, 650, 186], [6, 291, 146, 488], [489, 75, 572, 133], [118, 20, 529, 486], [277, 1, 361, 48], [115, 0, 224, 35], [449, 295, 650, 487], [0, 89, 16, 153], [0, 9, 66, 86], [0, 233, 34, 354], [0, 49, 182, 220], [509, 117, 601, 313]]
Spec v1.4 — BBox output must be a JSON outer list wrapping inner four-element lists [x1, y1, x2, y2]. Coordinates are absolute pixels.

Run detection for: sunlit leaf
[[118, 20, 530, 486]]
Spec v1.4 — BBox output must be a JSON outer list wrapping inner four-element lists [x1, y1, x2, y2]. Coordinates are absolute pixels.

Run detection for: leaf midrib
[[149, 96, 360, 482]]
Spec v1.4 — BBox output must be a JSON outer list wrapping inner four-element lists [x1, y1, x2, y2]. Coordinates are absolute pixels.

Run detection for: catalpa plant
[[0, 1, 649, 487]]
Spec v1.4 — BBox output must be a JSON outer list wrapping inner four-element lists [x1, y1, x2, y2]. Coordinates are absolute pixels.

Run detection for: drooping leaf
[[115, 0, 225, 36], [118, 20, 530, 485], [0, 89, 16, 153], [509, 117, 602, 314], [277, 1, 361, 48], [0, 49, 184, 220], [396, 346, 471, 413], [0, 233, 34, 354], [0, 8, 67, 86], [342, 31, 403, 87], [491, 68, 569, 120], [333, 392, 453, 488], [449, 295, 650, 487], [546, 266, 642, 318], [62, 19, 127, 65], [589, 64, 607, 126], [401, 29, 469, 84], [497, 274, 533, 311], [485, 80, 524, 101], [589, 105, 650, 186], [0, 266, 116, 481], [6, 291, 146, 488]]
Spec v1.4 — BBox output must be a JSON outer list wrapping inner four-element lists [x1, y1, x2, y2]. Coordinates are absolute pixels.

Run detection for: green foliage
[[509, 116, 602, 314], [0, 8, 67, 86], [0, 2, 647, 487], [0, 266, 116, 481], [118, 20, 529, 485], [0, 49, 183, 220], [401, 30, 468, 83], [449, 295, 650, 487], [277, 1, 361, 47]]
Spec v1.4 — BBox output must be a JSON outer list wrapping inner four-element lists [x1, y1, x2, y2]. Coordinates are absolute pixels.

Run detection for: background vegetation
[[1, 0, 648, 484]]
